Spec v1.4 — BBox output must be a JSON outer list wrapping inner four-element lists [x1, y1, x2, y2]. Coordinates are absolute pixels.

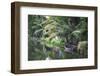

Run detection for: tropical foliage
[[28, 15, 88, 60]]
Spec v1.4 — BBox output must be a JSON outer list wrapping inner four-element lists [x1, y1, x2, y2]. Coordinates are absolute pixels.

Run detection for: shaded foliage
[[28, 15, 88, 60]]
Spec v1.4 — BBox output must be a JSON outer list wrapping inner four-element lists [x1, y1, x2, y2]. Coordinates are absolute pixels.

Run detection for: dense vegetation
[[28, 15, 88, 60]]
